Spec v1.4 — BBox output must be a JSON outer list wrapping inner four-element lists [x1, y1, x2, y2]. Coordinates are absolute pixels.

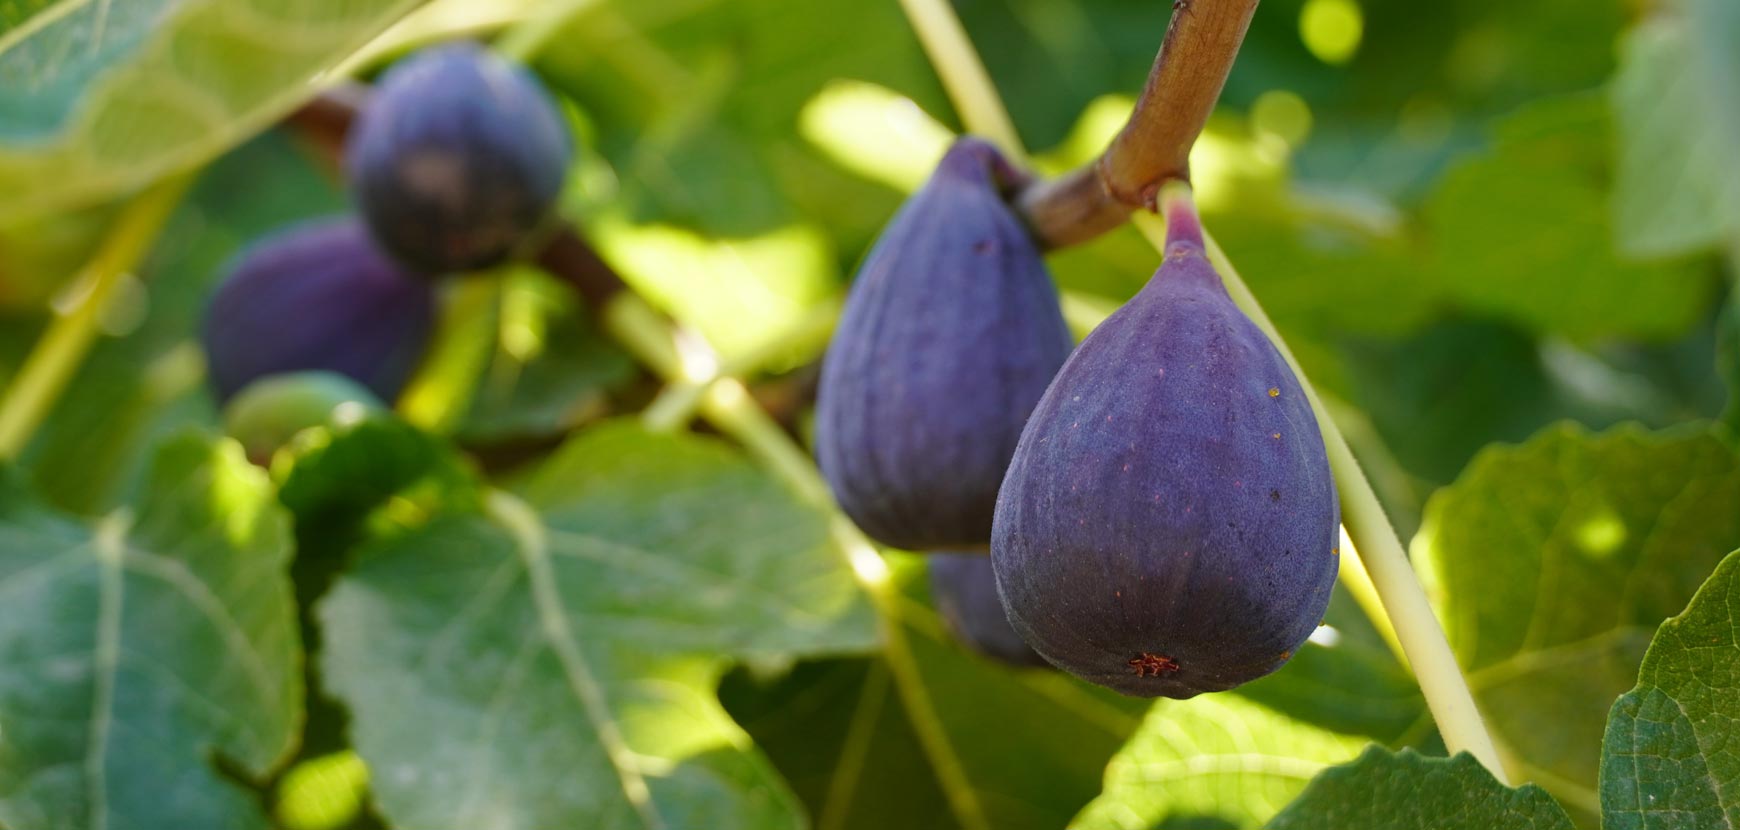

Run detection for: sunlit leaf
[[0, 435, 300, 829], [321, 421, 877, 827], [1267, 748, 1575, 830], [1599, 549, 1740, 830], [0, 0, 419, 220], [1413, 423, 1740, 816]]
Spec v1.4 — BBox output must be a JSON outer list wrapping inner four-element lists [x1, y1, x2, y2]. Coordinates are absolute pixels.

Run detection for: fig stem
[[0, 174, 193, 459], [600, 291, 995, 830], [1135, 207, 1509, 783], [1018, 0, 1260, 250], [895, 0, 1025, 159]]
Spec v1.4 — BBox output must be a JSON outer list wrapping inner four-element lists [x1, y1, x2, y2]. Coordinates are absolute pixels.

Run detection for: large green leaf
[[0, 0, 419, 220], [1425, 93, 1711, 341], [1599, 549, 1740, 830], [320, 421, 877, 827], [1413, 424, 1740, 815], [1072, 695, 1369, 830], [0, 434, 300, 829], [1610, 0, 1740, 259], [1267, 748, 1576, 830]]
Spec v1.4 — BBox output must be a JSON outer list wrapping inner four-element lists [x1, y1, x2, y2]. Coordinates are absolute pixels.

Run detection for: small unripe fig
[[223, 371, 385, 464], [991, 187, 1338, 699], [815, 137, 1072, 551], [202, 217, 435, 404], [347, 42, 573, 273], [929, 553, 1048, 668]]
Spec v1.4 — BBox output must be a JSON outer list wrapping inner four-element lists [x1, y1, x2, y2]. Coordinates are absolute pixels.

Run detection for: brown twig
[[1015, 0, 1260, 250]]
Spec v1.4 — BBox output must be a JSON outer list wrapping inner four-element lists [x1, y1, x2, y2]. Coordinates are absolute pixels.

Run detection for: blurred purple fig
[[347, 42, 573, 273], [202, 217, 434, 404], [929, 553, 1049, 669]]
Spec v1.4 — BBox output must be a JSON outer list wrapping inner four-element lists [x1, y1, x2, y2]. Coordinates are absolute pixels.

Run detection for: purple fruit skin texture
[[815, 137, 1073, 551], [203, 217, 435, 404], [347, 42, 572, 274], [930, 553, 1050, 668], [990, 205, 1338, 699]]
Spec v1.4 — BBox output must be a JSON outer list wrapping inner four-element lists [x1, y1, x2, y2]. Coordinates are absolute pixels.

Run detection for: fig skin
[[346, 42, 573, 273], [202, 217, 435, 405], [929, 553, 1049, 669], [991, 190, 1338, 699], [815, 137, 1073, 551]]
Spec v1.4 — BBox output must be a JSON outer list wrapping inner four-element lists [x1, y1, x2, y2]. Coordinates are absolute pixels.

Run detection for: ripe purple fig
[[815, 137, 1073, 551], [202, 217, 435, 404], [991, 187, 1339, 698], [929, 553, 1048, 668], [347, 42, 573, 273]]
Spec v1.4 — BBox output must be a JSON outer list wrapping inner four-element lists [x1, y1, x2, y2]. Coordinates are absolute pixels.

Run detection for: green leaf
[[1610, 0, 1740, 259], [1413, 423, 1740, 813], [320, 421, 877, 827], [0, 0, 417, 220], [0, 434, 300, 829], [1425, 93, 1711, 341], [1266, 748, 1576, 830], [1072, 694, 1370, 829], [1599, 549, 1740, 830]]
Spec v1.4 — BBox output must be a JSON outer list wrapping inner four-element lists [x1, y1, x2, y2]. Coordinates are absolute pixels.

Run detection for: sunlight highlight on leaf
[[799, 80, 955, 193]]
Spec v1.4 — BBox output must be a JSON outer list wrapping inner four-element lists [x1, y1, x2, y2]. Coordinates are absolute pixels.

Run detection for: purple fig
[[347, 42, 573, 273], [929, 553, 1049, 668], [202, 217, 434, 404], [991, 188, 1339, 698], [815, 137, 1073, 551]]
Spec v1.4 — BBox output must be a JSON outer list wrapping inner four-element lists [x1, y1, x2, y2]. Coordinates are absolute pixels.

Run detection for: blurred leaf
[[1721, 296, 1740, 435], [723, 556, 1148, 830], [596, 219, 840, 365], [456, 270, 637, 445], [22, 131, 344, 516], [1610, 0, 1740, 259], [1599, 549, 1740, 830], [1266, 748, 1575, 830], [0, 0, 419, 220], [321, 420, 877, 827], [0, 434, 300, 829], [1413, 424, 1740, 814], [1072, 695, 1369, 829], [1339, 319, 1674, 493], [1425, 93, 1711, 340]]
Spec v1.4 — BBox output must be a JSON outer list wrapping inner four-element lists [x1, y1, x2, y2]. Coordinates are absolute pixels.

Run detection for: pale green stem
[[1136, 204, 1505, 780], [894, 0, 1024, 158], [601, 292, 992, 830], [0, 176, 192, 459]]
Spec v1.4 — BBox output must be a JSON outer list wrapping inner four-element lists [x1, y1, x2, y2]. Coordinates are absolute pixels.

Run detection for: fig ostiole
[[815, 137, 1073, 551], [347, 42, 573, 274], [929, 553, 1051, 669], [990, 185, 1339, 699], [202, 217, 436, 405]]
